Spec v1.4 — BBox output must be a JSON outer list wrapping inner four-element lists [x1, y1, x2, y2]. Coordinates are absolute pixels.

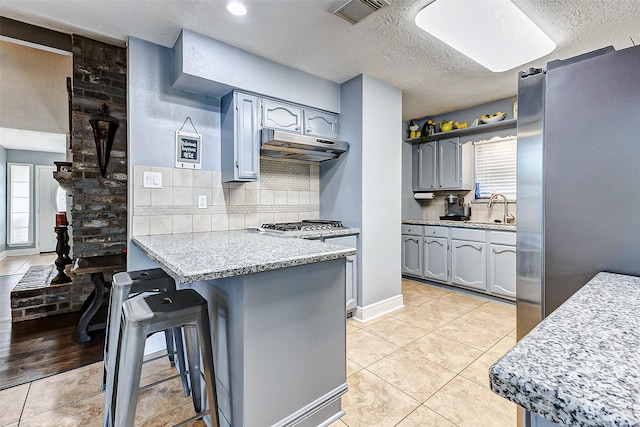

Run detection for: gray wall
[[173, 30, 341, 113], [360, 75, 402, 307], [321, 74, 403, 313], [402, 97, 516, 220], [4, 149, 65, 251], [321, 76, 363, 228], [127, 37, 221, 270], [0, 145, 6, 254]]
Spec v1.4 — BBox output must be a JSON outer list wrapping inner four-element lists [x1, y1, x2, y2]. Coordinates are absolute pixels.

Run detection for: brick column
[[70, 35, 127, 310]]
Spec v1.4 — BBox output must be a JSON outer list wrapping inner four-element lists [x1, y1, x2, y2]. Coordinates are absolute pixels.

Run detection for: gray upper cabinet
[[414, 141, 437, 190], [261, 98, 303, 133], [413, 137, 473, 191], [304, 109, 338, 139], [221, 91, 260, 182], [438, 138, 461, 189], [262, 99, 339, 140]]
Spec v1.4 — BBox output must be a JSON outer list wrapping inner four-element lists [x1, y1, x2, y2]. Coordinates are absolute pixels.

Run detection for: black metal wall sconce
[[89, 103, 119, 177]]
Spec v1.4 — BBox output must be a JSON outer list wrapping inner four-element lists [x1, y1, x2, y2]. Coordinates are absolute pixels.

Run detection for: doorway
[[35, 165, 58, 253]]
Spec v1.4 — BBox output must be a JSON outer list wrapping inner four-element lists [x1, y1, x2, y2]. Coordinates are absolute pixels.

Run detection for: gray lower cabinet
[[221, 91, 260, 182], [402, 224, 515, 300], [323, 235, 358, 312], [401, 235, 422, 276], [423, 227, 448, 283], [489, 244, 516, 298], [451, 239, 487, 290]]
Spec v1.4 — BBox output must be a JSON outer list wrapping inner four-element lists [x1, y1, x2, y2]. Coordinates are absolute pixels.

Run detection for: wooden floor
[[0, 255, 104, 390], [0, 311, 104, 390]]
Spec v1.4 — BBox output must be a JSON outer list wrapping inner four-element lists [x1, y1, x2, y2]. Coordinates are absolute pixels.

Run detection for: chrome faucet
[[488, 193, 515, 224]]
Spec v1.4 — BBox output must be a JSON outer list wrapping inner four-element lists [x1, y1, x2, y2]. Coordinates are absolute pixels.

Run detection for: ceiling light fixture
[[227, 2, 247, 16], [415, 0, 556, 72]]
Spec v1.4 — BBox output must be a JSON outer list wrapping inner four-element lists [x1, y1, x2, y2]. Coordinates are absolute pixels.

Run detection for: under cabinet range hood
[[260, 128, 349, 162]]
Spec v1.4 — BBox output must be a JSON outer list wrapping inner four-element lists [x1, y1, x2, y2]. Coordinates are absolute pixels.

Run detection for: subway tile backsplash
[[132, 158, 320, 236]]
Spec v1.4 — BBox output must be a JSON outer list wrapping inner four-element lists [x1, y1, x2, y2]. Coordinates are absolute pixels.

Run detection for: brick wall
[[70, 35, 127, 310]]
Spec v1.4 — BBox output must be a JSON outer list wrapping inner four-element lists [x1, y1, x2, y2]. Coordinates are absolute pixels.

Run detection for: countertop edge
[[403, 219, 516, 232], [132, 235, 357, 284]]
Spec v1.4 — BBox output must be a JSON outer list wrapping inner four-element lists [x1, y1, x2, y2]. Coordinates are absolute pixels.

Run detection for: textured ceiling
[[1, 0, 639, 120]]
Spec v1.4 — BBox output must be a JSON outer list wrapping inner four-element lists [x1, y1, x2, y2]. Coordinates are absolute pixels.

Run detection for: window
[[8, 163, 33, 246], [474, 135, 517, 199]]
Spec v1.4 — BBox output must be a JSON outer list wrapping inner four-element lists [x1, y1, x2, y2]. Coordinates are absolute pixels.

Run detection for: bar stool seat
[[102, 270, 189, 426], [106, 289, 219, 427]]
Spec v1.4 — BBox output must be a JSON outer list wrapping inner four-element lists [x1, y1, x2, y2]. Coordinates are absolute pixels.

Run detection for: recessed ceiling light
[[415, 0, 556, 72], [227, 2, 247, 16]]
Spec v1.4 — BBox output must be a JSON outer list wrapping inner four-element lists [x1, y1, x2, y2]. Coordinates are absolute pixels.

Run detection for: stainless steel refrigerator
[[516, 43, 640, 427]]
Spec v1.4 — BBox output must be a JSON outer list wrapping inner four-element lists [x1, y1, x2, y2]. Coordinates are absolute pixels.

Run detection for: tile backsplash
[[132, 158, 319, 236], [421, 190, 516, 224]]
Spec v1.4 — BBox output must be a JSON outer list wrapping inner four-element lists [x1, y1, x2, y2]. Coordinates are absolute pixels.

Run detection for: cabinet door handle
[[457, 242, 482, 250], [235, 160, 239, 168], [295, 127, 300, 131], [307, 128, 313, 133], [493, 247, 515, 254]]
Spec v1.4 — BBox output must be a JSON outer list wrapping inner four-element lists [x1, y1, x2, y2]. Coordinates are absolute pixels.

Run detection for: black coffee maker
[[440, 194, 470, 221]]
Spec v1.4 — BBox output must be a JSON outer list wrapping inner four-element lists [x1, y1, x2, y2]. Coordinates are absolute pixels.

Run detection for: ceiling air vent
[[331, 0, 389, 25]]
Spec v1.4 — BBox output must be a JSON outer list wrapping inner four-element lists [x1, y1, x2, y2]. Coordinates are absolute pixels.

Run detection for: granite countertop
[[489, 272, 640, 426], [275, 227, 360, 240], [403, 219, 516, 232], [132, 230, 357, 284]]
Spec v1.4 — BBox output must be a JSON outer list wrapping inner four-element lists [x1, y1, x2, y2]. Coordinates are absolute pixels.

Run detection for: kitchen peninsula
[[490, 272, 640, 426], [132, 230, 356, 427]]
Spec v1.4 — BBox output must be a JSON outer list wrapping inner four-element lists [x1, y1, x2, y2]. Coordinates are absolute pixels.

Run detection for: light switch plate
[[198, 195, 207, 209], [143, 171, 162, 188]]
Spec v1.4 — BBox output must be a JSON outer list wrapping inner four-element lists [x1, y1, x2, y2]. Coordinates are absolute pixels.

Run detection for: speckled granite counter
[[489, 272, 640, 426], [132, 230, 356, 284], [277, 227, 360, 240], [403, 219, 516, 231]]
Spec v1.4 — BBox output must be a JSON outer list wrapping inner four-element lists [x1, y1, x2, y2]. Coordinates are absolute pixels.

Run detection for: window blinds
[[474, 135, 517, 199]]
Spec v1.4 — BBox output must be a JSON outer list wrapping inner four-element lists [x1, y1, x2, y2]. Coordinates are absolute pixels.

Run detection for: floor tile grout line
[[16, 381, 32, 425]]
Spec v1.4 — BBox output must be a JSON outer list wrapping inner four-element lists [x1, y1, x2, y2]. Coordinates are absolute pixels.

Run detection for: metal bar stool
[[102, 270, 190, 426], [107, 289, 219, 427]]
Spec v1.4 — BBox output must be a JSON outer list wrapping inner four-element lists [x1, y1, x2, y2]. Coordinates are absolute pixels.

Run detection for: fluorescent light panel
[[415, 0, 555, 72]]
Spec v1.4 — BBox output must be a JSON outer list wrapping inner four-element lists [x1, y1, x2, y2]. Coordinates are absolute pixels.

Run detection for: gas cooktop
[[261, 220, 345, 232]]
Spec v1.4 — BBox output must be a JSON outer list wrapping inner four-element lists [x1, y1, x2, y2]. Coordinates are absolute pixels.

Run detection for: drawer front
[[490, 231, 516, 246], [451, 228, 486, 242], [401, 224, 423, 236], [423, 226, 448, 238]]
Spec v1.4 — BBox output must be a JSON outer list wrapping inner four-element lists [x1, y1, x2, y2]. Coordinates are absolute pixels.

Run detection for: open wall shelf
[[405, 118, 517, 143]]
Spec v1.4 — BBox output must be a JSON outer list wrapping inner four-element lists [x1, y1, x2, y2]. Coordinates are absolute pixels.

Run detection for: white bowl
[[480, 113, 506, 124]]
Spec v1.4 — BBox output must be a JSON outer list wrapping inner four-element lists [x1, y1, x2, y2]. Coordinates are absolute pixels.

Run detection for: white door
[[36, 165, 58, 253]]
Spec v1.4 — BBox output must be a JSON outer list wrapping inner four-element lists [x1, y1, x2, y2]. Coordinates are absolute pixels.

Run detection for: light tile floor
[[0, 253, 58, 277], [0, 279, 517, 426]]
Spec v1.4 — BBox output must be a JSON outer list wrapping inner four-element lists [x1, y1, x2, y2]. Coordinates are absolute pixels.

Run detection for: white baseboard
[[2, 248, 38, 257], [352, 293, 404, 323], [0, 251, 6, 261]]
